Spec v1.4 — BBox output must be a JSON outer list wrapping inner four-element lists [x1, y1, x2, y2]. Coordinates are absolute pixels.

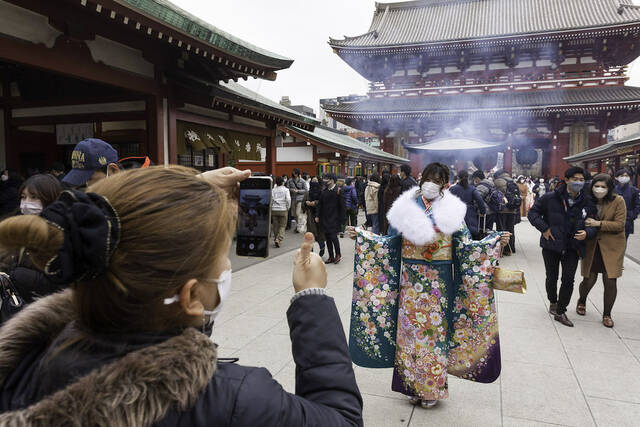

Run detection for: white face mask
[[1, 175, 7, 182], [421, 181, 442, 200], [163, 268, 232, 336], [617, 176, 630, 185], [592, 187, 608, 199], [20, 199, 43, 215]]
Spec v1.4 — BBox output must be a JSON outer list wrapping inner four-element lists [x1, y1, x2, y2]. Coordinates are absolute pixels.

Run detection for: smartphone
[[236, 176, 273, 258]]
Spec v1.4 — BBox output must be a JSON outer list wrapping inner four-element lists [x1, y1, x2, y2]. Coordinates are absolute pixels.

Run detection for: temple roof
[[322, 86, 640, 117], [564, 132, 640, 163], [213, 82, 318, 129], [329, 0, 640, 49], [287, 125, 409, 163], [410, 136, 502, 151], [119, 0, 293, 70]]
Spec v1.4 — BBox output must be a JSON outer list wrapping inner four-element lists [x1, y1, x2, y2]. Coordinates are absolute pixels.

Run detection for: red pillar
[[265, 127, 277, 176], [504, 145, 513, 174]]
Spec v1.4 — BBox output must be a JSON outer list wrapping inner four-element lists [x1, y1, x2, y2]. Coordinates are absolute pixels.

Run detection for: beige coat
[[364, 181, 380, 214], [581, 195, 627, 279]]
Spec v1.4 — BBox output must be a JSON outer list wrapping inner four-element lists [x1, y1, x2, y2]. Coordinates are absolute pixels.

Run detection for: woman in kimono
[[384, 162, 510, 408]]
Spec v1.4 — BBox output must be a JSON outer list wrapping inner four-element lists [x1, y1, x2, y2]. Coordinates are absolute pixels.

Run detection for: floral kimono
[[349, 187, 503, 401]]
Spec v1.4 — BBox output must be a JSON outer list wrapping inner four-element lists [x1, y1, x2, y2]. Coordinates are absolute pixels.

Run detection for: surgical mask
[[1, 175, 7, 182], [20, 199, 43, 215], [617, 176, 631, 185], [539, 179, 544, 183], [421, 182, 442, 200], [593, 188, 608, 199], [163, 268, 232, 336], [568, 181, 584, 193]]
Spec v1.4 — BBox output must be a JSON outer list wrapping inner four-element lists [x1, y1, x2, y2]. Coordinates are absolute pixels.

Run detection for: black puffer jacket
[[0, 291, 363, 426], [527, 183, 597, 257]]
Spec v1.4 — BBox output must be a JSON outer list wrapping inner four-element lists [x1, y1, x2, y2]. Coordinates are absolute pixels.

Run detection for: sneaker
[[326, 258, 335, 264], [420, 400, 438, 409], [549, 303, 558, 316], [333, 255, 341, 264], [274, 241, 280, 248], [554, 313, 574, 327]]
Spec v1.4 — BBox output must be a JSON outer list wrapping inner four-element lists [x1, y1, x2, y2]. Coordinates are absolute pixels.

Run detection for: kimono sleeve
[[349, 228, 402, 368]]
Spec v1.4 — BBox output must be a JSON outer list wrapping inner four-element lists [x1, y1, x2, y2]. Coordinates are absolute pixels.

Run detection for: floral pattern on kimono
[[349, 228, 402, 368], [448, 228, 503, 383]]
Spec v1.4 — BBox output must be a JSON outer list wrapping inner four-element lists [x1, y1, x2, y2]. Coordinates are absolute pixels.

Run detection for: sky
[[172, 0, 640, 115]]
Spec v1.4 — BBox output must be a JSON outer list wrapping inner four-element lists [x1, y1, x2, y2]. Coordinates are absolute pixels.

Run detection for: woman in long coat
[[303, 179, 326, 256], [577, 173, 627, 328], [384, 163, 508, 408], [516, 176, 529, 217]]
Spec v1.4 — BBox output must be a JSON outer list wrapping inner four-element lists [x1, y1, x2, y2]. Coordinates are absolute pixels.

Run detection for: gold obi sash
[[402, 232, 453, 262]]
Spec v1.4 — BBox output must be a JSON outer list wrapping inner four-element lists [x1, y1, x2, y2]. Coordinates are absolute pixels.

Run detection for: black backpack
[[505, 180, 523, 210]]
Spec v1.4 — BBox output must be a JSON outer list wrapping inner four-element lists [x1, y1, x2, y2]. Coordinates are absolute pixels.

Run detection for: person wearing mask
[[343, 178, 359, 232], [450, 170, 487, 240], [399, 164, 417, 192], [528, 167, 597, 327], [516, 176, 530, 218], [0, 170, 22, 218], [381, 174, 403, 235], [614, 169, 640, 240], [355, 176, 366, 210], [577, 174, 626, 328], [472, 171, 501, 232], [356, 162, 510, 408], [303, 177, 326, 256], [62, 138, 119, 189], [377, 172, 390, 237], [1, 174, 64, 310], [493, 170, 520, 255], [533, 178, 548, 202], [271, 176, 291, 248], [302, 172, 311, 192], [316, 174, 345, 264], [364, 174, 381, 234], [0, 166, 363, 425], [287, 169, 307, 234]]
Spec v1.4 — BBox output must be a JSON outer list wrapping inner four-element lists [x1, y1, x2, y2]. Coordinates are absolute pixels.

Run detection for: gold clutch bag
[[491, 268, 527, 294]]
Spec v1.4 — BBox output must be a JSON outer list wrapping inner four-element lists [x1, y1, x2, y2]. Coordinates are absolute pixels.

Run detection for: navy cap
[[63, 138, 118, 186]]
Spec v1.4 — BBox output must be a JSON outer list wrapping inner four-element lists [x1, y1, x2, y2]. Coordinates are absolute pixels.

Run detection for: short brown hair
[[19, 174, 62, 208], [0, 166, 235, 333]]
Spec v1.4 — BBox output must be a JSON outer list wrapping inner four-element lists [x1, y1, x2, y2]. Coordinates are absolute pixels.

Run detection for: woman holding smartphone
[[0, 166, 362, 426], [577, 173, 627, 328]]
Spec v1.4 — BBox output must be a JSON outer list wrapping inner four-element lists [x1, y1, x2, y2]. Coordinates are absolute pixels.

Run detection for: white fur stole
[[386, 187, 466, 246]]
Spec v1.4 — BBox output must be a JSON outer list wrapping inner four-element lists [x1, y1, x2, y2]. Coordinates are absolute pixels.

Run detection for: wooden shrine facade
[[323, 0, 640, 177]]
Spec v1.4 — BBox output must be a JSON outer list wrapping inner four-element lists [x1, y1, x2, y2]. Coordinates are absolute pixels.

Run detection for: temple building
[[0, 0, 402, 177], [323, 0, 640, 178]]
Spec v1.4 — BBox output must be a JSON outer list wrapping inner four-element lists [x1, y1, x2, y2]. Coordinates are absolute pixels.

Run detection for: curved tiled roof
[[329, 0, 640, 48], [119, 0, 293, 69], [564, 132, 640, 162], [322, 86, 640, 116]]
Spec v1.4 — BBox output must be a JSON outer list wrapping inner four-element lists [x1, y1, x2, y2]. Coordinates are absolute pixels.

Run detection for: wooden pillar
[[504, 145, 513, 174], [167, 86, 177, 165], [265, 126, 277, 176], [147, 95, 165, 165]]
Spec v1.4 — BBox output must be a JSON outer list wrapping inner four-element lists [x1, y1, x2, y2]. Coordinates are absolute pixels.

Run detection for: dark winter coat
[[0, 178, 20, 218], [614, 182, 640, 236], [449, 183, 487, 235], [9, 249, 66, 305], [343, 184, 358, 211], [494, 174, 517, 214], [400, 176, 418, 192], [0, 290, 363, 426], [317, 185, 346, 234], [527, 183, 597, 257]]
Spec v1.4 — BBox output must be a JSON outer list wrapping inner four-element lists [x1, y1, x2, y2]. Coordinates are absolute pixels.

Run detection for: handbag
[[491, 267, 527, 294], [0, 272, 24, 325]]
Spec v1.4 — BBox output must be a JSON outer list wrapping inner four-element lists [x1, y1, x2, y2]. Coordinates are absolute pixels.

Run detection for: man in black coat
[[399, 164, 417, 192], [316, 173, 346, 264], [528, 166, 597, 327]]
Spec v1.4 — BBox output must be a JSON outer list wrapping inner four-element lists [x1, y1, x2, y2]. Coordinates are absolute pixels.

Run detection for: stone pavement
[[216, 219, 640, 426]]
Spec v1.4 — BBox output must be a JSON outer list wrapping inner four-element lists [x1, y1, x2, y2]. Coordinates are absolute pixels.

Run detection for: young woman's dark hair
[[18, 174, 62, 209], [457, 170, 470, 189], [591, 173, 616, 202], [419, 162, 450, 187], [369, 173, 380, 183], [380, 172, 390, 187], [275, 176, 284, 186]]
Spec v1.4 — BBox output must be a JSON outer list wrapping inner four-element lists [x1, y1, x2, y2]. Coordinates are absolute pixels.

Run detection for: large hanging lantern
[[516, 147, 538, 166]]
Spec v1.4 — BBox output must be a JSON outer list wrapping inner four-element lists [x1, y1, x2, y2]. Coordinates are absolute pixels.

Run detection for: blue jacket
[[343, 184, 358, 211], [527, 183, 597, 257], [449, 184, 487, 235], [614, 182, 640, 236]]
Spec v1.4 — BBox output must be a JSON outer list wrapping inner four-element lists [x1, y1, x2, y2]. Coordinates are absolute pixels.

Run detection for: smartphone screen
[[236, 176, 272, 258]]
